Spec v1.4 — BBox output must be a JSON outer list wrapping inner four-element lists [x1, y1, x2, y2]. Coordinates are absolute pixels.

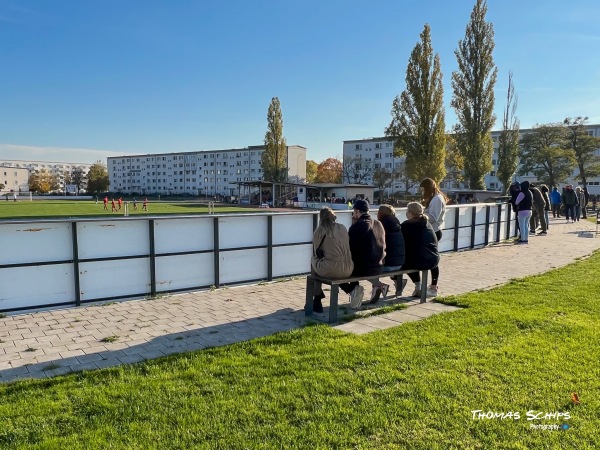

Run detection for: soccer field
[[0, 199, 266, 220]]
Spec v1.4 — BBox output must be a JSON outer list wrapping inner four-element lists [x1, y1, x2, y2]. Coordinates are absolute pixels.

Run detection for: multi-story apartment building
[[0, 166, 29, 194], [343, 124, 600, 195], [0, 160, 92, 193], [107, 145, 307, 196]]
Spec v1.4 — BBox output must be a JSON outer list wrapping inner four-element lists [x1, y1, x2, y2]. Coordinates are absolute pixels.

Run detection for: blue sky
[[1, 0, 599, 164]]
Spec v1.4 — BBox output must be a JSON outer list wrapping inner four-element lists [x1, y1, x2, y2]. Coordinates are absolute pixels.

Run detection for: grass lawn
[[0, 200, 268, 219], [1, 253, 599, 449]]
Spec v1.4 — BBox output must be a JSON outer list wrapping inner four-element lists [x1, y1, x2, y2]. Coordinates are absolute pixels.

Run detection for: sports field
[[0, 199, 267, 220]]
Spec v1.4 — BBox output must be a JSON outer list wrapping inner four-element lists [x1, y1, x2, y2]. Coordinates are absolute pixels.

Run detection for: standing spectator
[[400, 202, 440, 297], [420, 177, 446, 297], [575, 187, 585, 222], [339, 199, 385, 309], [562, 185, 577, 223], [550, 186, 561, 218], [514, 180, 533, 243], [310, 207, 354, 313], [509, 182, 521, 240], [13, 192, 17, 202], [529, 183, 547, 235], [111, 198, 117, 212], [540, 185, 551, 231], [103, 196, 108, 210], [582, 186, 589, 219], [142, 198, 148, 211], [369, 204, 405, 303]]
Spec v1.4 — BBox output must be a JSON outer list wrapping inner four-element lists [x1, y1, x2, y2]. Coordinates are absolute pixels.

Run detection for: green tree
[[385, 23, 446, 184], [444, 133, 465, 188], [315, 158, 342, 184], [496, 71, 520, 194], [372, 167, 394, 202], [563, 117, 600, 188], [71, 167, 86, 194], [392, 160, 418, 195], [451, 0, 497, 189], [86, 161, 110, 193], [305, 160, 318, 184], [262, 97, 287, 182], [519, 124, 574, 188]]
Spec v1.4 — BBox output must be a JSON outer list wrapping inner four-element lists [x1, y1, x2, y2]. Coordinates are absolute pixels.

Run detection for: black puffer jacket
[[348, 213, 385, 276], [380, 215, 405, 267], [401, 217, 439, 271]]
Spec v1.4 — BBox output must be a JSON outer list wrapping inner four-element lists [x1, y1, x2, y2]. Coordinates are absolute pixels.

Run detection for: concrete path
[[1, 217, 598, 383]]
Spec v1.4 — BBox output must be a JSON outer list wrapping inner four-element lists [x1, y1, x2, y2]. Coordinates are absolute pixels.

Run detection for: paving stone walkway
[[1, 216, 598, 383]]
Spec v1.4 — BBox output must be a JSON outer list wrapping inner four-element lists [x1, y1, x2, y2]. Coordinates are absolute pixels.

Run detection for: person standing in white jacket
[[420, 178, 447, 297]]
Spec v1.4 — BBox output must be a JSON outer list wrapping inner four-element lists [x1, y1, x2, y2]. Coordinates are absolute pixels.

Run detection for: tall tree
[[342, 155, 373, 184], [372, 167, 394, 202], [519, 124, 574, 188], [444, 133, 465, 188], [563, 116, 600, 187], [86, 161, 110, 193], [305, 160, 318, 184], [262, 97, 288, 182], [451, 0, 498, 189], [392, 160, 418, 195], [315, 158, 342, 183], [385, 23, 446, 184], [496, 71, 520, 194], [71, 167, 86, 194]]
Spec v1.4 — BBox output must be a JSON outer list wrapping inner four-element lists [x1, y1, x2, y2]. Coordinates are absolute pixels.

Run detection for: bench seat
[[305, 269, 428, 323]]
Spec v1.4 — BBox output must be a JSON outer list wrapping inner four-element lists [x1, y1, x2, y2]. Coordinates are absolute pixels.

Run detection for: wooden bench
[[304, 269, 428, 323]]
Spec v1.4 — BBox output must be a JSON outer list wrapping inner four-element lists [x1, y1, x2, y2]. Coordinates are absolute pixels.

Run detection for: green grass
[[0, 200, 271, 220], [1, 253, 600, 448]]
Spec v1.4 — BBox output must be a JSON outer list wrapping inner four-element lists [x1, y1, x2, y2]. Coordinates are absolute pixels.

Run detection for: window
[[375, 153, 381, 159], [355, 144, 362, 150], [375, 143, 381, 149]]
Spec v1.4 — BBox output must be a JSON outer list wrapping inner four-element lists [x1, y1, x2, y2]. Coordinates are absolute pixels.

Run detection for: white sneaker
[[427, 285, 438, 297], [411, 285, 421, 297], [350, 285, 364, 309]]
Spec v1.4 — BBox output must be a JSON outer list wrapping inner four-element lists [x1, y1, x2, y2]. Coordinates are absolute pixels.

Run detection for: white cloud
[[0, 144, 130, 164]]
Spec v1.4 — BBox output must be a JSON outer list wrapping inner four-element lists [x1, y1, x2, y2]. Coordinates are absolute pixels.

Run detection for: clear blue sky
[[1, 0, 599, 164]]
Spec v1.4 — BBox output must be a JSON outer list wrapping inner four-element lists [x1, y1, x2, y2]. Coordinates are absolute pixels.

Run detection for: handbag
[[315, 235, 326, 259]]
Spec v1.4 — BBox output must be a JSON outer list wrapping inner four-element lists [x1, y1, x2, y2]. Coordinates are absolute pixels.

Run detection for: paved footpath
[[1, 217, 599, 383]]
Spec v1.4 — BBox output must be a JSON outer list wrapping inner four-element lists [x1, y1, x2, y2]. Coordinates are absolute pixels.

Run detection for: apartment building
[[342, 124, 600, 195], [0, 160, 92, 193], [0, 166, 29, 193], [107, 145, 307, 196]]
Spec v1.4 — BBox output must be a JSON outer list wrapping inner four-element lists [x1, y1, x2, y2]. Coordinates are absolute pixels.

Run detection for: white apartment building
[[0, 160, 92, 193], [107, 145, 307, 196], [343, 124, 600, 195], [0, 166, 29, 194]]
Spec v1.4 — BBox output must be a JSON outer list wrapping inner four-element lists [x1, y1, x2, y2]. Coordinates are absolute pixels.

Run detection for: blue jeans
[[564, 205, 576, 221], [518, 211, 532, 242]]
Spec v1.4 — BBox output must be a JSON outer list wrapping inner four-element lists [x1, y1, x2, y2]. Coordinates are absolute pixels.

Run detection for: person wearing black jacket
[[515, 180, 533, 243], [340, 199, 386, 309], [400, 202, 440, 297], [509, 182, 521, 240], [368, 204, 405, 303]]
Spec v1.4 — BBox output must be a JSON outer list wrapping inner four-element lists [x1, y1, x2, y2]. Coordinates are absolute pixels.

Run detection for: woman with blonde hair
[[368, 204, 405, 303], [310, 207, 354, 313], [419, 177, 447, 297], [400, 202, 440, 297]]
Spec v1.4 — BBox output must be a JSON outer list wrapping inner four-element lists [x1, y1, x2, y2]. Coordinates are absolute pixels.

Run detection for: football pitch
[[0, 199, 266, 220]]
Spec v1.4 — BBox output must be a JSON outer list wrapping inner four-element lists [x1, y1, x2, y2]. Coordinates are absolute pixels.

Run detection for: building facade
[[0, 166, 29, 194], [107, 145, 307, 196], [0, 160, 92, 193], [343, 124, 600, 195]]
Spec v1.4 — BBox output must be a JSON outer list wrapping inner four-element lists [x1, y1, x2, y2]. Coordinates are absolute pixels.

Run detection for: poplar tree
[[262, 97, 288, 182], [451, 0, 497, 189], [496, 71, 520, 194], [385, 24, 446, 184]]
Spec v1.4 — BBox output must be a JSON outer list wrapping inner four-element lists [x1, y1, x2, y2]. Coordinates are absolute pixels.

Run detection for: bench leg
[[329, 285, 339, 323], [420, 270, 428, 304], [305, 276, 315, 316]]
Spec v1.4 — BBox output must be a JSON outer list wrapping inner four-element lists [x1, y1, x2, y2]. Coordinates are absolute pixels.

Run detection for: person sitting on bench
[[400, 202, 440, 298], [369, 204, 405, 303], [341, 199, 386, 309], [310, 207, 354, 313]]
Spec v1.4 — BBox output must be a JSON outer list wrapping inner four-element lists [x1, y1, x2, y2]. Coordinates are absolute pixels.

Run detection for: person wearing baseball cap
[[338, 198, 386, 309]]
